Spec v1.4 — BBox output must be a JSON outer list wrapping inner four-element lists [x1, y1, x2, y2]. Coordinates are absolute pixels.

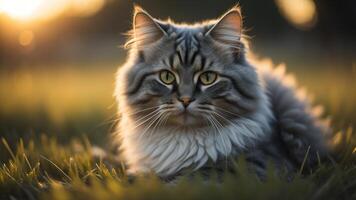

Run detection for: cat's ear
[[206, 6, 242, 45], [132, 5, 167, 47]]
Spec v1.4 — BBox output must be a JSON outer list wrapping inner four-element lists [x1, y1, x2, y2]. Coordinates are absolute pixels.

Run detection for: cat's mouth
[[168, 109, 207, 128]]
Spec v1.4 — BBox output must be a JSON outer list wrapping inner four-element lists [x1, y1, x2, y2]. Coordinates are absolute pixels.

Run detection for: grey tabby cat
[[114, 5, 330, 179]]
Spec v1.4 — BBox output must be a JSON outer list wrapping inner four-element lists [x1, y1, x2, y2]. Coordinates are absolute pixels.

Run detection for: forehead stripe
[[176, 39, 186, 65], [172, 32, 202, 68], [173, 54, 181, 70]]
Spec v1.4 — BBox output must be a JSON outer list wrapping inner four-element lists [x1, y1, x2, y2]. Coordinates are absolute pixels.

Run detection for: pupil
[[206, 74, 210, 82], [166, 72, 169, 81]]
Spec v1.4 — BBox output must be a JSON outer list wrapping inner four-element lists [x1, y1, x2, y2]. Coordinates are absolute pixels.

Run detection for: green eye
[[159, 70, 175, 85], [199, 71, 218, 85]]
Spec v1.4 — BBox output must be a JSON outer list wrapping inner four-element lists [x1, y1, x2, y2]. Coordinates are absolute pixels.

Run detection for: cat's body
[[114, 6, 330, 179]]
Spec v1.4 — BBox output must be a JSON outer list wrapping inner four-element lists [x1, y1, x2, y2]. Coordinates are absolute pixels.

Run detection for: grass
[[0, 130, 355, 200], [0, 64, 355, 199]]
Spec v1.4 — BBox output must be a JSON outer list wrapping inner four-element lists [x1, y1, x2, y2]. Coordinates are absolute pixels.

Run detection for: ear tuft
[[132, 6, 166, 48], [206, 6, 243, 46]]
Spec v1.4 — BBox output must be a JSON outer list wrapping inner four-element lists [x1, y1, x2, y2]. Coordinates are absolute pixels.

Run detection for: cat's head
[[117, 6, 262, 130]]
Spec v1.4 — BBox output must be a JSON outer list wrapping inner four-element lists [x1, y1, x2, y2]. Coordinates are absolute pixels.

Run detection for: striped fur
[[114, 6, 330, 179]]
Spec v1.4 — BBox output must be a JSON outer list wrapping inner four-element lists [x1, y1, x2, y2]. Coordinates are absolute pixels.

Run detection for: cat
[[114, 5, 330, 179]]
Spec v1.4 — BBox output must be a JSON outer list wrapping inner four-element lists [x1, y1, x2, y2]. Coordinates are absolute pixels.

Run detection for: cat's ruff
[[118, 99, 272, 177]]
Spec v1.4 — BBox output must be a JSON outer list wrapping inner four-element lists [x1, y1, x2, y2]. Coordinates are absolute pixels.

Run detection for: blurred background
[[0, 0, 355, 145]]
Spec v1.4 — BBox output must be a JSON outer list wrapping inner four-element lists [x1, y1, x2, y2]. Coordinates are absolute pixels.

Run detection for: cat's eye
[[199, 71, 218, 85], [159, 70, 175, 85]]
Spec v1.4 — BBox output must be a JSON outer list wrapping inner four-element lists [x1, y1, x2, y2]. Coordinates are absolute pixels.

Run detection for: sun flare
[[0, 0, 106, 22], [0, 0, 42, 20]]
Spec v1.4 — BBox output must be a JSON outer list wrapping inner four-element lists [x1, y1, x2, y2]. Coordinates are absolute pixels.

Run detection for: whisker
[[138, 107, 174, 138], [211, 110, 245, 136], [209, 114, 229, 159], [214, 106, 242, 118], [133, 105, 175, 123], [213, 110, 253, 136], [130, 109, 162, 130], [132, 108, 160, 124], [147, 111, 169, 138], [126, 105, 162, 116], [139, 112, 163, 139]]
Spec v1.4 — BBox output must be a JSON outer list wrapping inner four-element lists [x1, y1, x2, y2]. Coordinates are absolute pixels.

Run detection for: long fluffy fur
[[114, 6, 330, 179], [116, 98, 272, 177]]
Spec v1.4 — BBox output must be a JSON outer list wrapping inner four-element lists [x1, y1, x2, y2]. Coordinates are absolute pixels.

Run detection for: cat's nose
[[178, 96, 195, 108]]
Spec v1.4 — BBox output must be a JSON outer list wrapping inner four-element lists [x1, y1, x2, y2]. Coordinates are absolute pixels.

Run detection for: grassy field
[[0, 63, 355, 199]]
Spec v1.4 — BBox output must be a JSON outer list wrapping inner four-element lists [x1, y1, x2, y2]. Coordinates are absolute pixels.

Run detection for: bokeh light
[[18, 30, 34, 46], [275, 0, 317, 29]]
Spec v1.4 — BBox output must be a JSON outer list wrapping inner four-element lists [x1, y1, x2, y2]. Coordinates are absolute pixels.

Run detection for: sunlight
[[0, 0, 43, 20], [0, 0, 106, 22]]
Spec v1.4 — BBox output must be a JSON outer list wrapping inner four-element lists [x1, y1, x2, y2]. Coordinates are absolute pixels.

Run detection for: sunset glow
[[0, 0, 42, 20], [0, 0, 106, 22]]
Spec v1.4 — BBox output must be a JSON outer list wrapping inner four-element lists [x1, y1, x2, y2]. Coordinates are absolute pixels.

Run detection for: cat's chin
[[166, 113, 208, 129]]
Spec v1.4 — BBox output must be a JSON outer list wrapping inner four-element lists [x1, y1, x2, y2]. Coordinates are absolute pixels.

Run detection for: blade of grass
[[1, 138, 16, 160], [299, 145, 311, 175], [40, 155, 72, 182]]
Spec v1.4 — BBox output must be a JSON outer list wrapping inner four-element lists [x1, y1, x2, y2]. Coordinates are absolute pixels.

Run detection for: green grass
[[0, 130, 355, 200], [0, 65, 355, 199]]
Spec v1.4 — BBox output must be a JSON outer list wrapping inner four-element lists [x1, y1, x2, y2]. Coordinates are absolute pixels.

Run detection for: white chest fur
[[117, 110, 271, 177]]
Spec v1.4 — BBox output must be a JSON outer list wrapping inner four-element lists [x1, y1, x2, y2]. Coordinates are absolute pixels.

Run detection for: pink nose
[[179, 97, 193, 107]]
